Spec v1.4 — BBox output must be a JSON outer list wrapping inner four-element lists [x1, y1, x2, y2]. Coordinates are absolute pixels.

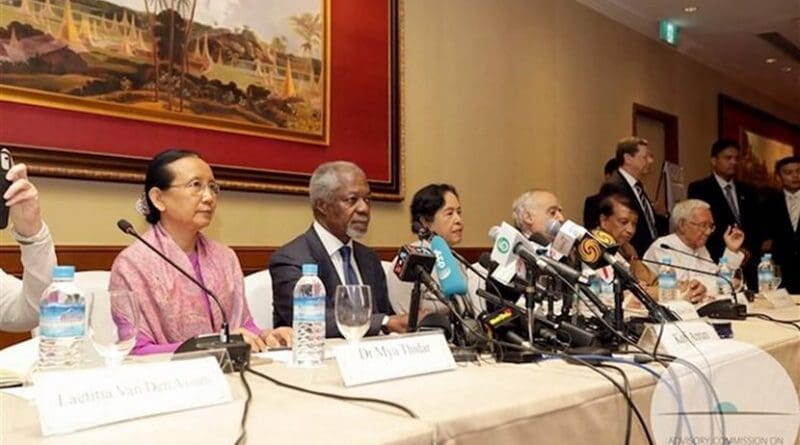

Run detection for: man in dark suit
[[688, 138, 760, 288], [763, 156, 800, 294], [270, 161, 407, 338], [600, 137, 668, 257], [583, 158, 619, 229]]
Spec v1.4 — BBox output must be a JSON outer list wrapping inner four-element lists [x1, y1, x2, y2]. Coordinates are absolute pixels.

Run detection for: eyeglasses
[[686, 220, 715, 233], [167, 179, 221, 196]]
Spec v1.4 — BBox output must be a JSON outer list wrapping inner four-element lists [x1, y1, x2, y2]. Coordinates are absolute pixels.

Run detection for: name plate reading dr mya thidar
[[33, 357, 232, 435], [334, 331, 456, 387]]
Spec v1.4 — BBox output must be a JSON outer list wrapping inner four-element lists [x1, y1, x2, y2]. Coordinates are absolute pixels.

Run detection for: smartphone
[[0, 148, 14, 230]]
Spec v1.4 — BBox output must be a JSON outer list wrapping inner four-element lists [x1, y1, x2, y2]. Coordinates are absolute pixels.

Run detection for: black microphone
[[659, 243, 717, 265], [638, 257, 746, 320], [116, 219, 251, 370]]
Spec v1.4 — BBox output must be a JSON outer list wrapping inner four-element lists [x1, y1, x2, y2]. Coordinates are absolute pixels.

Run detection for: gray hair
[[309, 161, 364, 206], [511, 189, 547, 229], [671, 199, 710, 229]]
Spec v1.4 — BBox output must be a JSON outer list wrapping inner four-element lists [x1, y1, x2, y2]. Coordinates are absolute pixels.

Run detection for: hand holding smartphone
[[0, 148, 14, 230]]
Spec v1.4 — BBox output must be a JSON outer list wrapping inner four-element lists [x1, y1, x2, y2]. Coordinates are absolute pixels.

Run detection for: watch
[[380, 315, 390, 334]]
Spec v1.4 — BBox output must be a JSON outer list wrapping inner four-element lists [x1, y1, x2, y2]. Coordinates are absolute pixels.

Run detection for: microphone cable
[[746, 313, 800, 331], [595, 363, 632, 445], [236, 366, 253, 445], [244, 366, 418, 419]]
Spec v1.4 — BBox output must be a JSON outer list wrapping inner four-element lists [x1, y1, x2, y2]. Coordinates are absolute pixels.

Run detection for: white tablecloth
[[2, 304, 798, 445]]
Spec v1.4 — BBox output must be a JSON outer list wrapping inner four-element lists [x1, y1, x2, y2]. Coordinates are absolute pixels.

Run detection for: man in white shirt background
[[1, 163, 57, 332], [643, 199, 744, 304], [763, 156, 800, 294]]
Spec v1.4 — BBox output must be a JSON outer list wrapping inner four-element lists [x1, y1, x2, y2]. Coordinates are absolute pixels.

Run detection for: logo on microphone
[[496, 237, 510, 254]]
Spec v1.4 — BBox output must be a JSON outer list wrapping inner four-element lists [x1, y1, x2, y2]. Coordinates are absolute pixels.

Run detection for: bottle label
[[294, 296, 325, 323], [659, 275, 676, 289], [40, 303, 86, 338]]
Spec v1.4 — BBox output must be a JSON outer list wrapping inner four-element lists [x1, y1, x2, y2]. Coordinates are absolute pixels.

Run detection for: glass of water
[[772, 265, 782, 289], [88, 290, 139, 366], [335, 285, 372, 342]]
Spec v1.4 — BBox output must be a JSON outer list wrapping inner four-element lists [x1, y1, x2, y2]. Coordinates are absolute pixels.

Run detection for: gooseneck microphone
[[116, 219, 251, 370], [637, 257, 746, 320], [659, 243, 717, 265]]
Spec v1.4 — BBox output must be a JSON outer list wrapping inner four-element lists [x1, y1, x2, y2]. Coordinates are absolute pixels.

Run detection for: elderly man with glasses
[[642, 199, 745, 303]]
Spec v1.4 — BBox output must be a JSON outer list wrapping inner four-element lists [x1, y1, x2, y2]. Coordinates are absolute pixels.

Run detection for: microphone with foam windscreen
[[429, 235, 472, 316], [116, 219, 251, 371]]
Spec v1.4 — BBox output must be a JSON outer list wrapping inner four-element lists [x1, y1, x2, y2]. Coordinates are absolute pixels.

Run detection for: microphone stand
[[638, 257, 746, 320], [408, 277, 422, 332]]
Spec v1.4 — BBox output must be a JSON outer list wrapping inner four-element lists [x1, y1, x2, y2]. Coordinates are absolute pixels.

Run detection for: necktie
[[789, 194, 800, 232], [339, 245, 360, 285], [724, 184, 740, 223], [635, 181, 657, 237]]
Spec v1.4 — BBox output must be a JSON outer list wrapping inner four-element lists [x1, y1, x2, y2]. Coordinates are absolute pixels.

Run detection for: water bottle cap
[[661, 257, 672, 264], [301, 263, 318, 275], [52, 265, 75, 280], [719, 257, 728, 264], [762, 253, 772, 260]]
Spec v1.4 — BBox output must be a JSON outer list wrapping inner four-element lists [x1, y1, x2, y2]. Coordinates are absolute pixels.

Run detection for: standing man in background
[[762, 156, 800, 294], [601, 137, 668, 257], [688, 138, 760, 288]]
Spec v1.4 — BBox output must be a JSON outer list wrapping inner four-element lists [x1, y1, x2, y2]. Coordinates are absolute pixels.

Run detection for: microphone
[[429, 235, 472, 316], [393, 244, 456, 329], [659, 243, 717, 265], [637, 257, 746, 320], [116, 219, 251, 371]]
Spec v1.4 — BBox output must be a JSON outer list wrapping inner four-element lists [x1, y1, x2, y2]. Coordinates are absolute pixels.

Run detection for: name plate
[[334, 331, 456, 387], [33, 357, 232, 435], [637, 320, 720, 356], [762, 289, 795, 309], [662, 300, 700, 320]]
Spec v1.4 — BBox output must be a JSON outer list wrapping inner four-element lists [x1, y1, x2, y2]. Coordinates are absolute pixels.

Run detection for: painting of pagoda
[[0, 0, 328, 142]]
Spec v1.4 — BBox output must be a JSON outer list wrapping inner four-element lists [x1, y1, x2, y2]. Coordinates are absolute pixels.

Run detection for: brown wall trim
[[0, 245, 489, 277]]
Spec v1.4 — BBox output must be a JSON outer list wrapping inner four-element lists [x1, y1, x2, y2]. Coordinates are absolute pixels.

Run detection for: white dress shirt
[[313, 221, 364, 285], [0, 223, 57, 332], [785, 189, 800, 232], [643, 233, 743, 297]]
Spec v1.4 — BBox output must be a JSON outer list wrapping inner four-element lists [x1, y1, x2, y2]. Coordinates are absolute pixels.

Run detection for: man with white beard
[[270, 161, 407, 337]]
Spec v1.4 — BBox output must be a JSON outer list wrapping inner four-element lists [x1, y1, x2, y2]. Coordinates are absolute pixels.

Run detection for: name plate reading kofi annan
[[33, 357, 232, 435], [334, 331, 456, 387], [637, 320, 720, 357]]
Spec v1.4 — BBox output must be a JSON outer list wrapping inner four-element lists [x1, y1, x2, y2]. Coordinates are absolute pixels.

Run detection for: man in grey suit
[[270, 161, 407, 338]]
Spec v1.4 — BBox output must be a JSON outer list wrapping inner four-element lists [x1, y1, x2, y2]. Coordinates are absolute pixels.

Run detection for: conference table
[[2, 302, 799, 445]]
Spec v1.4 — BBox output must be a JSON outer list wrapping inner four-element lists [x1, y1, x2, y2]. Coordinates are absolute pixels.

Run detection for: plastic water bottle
[[658, 257, 677, 302], [38, 266, 86, 369], [757, 254, 775, 293], [717, 257, 732, 295], [292, 264, 326, 367]]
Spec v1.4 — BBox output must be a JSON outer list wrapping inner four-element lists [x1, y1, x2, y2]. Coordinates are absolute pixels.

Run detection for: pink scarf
[[109, 224, 251, 345]]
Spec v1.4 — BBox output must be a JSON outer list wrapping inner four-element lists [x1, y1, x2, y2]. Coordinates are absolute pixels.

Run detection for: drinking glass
[[772, 265, 782, 289], [335, 285, 372, 342], [88, 290, 139, 366]]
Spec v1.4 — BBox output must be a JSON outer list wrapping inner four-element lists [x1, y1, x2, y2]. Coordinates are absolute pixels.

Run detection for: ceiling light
[[781, 66, 793, 72], [683, 6, 698, 13], [765, 58, 777, 64]]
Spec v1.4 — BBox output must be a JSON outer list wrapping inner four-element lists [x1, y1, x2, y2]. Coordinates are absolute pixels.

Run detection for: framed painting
[[0, 0, 403, 200], [718, 94, 800, 191]]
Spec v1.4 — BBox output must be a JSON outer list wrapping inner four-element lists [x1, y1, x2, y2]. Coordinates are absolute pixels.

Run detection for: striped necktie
[[635, 181, 657, 237]]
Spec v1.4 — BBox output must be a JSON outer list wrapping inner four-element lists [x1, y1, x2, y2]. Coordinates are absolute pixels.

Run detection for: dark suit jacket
[[269, 226, 394, 338], [687, 175, 760, 288], [762, 193, 800, 293], [599, 170, 668, 257]]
